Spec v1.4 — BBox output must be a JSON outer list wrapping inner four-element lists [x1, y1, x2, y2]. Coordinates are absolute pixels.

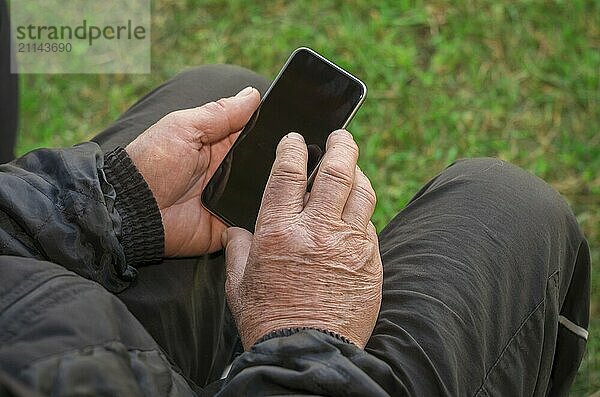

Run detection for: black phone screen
[[201, 48, 366, 232]]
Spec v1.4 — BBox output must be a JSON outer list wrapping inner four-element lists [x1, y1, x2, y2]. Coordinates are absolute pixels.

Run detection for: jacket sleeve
[[0, 256, 197, 397], [216, 329, 407, 396], [0, 142, 163, 292]]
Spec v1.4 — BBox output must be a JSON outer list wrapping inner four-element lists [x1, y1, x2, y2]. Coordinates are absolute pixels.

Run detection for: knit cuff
[[255, 327, 354, 346], [103, 146, 164, 266]]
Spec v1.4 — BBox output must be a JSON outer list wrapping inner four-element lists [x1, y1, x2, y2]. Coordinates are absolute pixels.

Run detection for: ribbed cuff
[[255, 327, 354, 346], [103, 147, 164, 266]]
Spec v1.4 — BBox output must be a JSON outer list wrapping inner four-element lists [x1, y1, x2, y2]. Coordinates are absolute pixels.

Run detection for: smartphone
[[201, 47, 367, 232]]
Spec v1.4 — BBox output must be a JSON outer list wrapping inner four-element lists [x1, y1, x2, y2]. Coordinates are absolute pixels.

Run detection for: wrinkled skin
[[125, 87, 382, 349], [125, 87, 261, 256], [224, 130, 383, 349]]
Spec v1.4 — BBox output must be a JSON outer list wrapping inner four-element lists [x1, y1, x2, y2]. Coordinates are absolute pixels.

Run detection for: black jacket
[[0, 143, 401, 396]]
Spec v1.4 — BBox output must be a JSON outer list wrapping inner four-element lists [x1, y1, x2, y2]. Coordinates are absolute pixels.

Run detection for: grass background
[[14, 0, 599, 394]]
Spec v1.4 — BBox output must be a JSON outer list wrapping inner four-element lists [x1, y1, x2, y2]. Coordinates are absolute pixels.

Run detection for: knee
[[172, 64, 270, 96], [442, 157, 543, 195], [433, 157, 579, 234], [445, 157, 507, 178], [441, 157, 552, 197]]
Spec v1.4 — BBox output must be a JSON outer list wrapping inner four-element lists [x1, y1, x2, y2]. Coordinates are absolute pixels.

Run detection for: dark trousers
[[90, 66, 589, 395]]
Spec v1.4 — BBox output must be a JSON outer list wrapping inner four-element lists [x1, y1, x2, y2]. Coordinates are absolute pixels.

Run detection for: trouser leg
[[92, 65, 270, 386], [367, 158, 590, 396], [0, 0, 18, 164], [93, 65, 269, 153]]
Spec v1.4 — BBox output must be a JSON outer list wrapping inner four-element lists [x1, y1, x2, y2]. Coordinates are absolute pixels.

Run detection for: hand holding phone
[[124, 87, 261, 257], [202, 47, 367, 231]]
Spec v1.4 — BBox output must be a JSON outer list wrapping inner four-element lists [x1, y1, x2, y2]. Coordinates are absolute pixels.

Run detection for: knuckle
[[320, 159, 354, 187], [213, 98, 230, 114], [354, 183, 377, 207], [355, 175, 377, 206], [202, 100, 233, 131], [271, 144, 307, 182], [205, 98, 229, 115], [347, 139, 360, 155], [333, 140, 359, 157], [270, 164, 306, 183]]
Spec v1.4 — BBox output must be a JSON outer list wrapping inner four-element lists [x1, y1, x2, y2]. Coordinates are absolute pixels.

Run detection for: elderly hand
[[125, 87, 260, 257], [223, 130, 383, 349]]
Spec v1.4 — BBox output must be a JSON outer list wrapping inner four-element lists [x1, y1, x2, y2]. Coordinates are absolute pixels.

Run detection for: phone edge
[[200, 48, 306, 229], [300, 47, 368, 189], [201, 47, 368, 230]]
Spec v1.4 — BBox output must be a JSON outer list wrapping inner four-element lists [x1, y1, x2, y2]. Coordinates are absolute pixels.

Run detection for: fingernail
[[286, 132, 304, 142], [221, 229, 228, 248], [236, 86, 254, 97]]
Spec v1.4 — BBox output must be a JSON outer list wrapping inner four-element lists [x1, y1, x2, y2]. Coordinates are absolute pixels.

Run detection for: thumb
[[223, 227, 253, 299], [172, 87, 260, 145]]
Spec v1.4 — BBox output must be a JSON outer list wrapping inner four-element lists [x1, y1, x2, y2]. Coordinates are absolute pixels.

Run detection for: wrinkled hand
[[126, 87, 260, 256], [223, 130, 383, 349]]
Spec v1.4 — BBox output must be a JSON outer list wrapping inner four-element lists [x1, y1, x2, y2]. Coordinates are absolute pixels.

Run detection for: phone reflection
[[202, 152, 233, 211], [306, 143, 323, 192]]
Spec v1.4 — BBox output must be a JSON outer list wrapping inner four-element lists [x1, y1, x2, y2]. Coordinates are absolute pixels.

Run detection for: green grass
[[15, 0, 599, 394]]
